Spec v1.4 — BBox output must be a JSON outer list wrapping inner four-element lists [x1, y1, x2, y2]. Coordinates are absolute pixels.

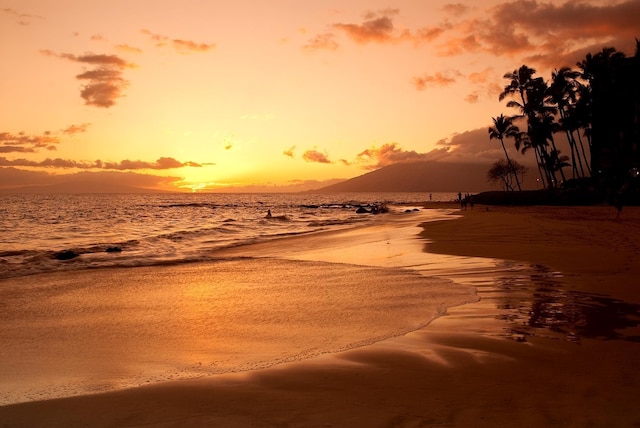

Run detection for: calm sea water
[[0, 192, 456, 280]]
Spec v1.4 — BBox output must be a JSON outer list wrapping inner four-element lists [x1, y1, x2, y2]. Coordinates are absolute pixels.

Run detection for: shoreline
[[1, 205, 640, 427]]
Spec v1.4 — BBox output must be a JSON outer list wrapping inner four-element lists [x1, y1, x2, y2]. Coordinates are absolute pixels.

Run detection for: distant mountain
[[0, 181, 163, 193], [313, 161, 495, 193], [0, 169, 175, 193]]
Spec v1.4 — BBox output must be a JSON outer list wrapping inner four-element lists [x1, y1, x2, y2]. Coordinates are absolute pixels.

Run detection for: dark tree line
[[488, 39, 640, 192]]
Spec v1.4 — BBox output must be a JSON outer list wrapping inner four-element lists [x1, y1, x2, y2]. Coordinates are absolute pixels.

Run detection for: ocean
[[0, 191, 474, 405], [0, 192, 456, 280]]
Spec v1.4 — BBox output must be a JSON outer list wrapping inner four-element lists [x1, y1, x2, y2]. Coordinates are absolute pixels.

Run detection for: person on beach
[[266, 209, 272, 218]]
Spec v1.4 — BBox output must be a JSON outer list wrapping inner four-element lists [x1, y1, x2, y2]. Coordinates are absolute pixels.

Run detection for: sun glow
[[2, 0, 637, 192]]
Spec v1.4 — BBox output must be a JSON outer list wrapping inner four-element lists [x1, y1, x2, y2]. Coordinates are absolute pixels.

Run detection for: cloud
[[442, 3, 470, 16], [0, 131, 60, 153], [62, 123, 91, 135], [303, 33, 340, 51], [283, 146, 296, 158], [0, 146, 35, 154], [305, 8, 451, 50], [0, 158, 92, 168], [435, 128, 505, 163], [115, 44, 143, 54], [304, 9, 412, 49], [414, 25, 450, 44], [1, 125, 89, 154], [435, 0, 640, 68], [467, 67, 494, 84], [434, 126, 567, 165], [412, 70, 460, 90], [355, 142, 438, 169], [41, 50, 136, 108], [302, 149, 332, 163], [98, 157, 204, 170], [141, 29, 216, 53], [352, 127, 545, 170], [1, 7, 43, 25], [307, 1, 637, 66], [0, 156, 203, 170], [465, 92, 480, 103], [333, 11, 398, 44]]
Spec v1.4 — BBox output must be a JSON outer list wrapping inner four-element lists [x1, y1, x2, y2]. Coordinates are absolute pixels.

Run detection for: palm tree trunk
[[533, 148, 547, 188], [500, 138, 522, 191], [559, 108, 580, 179], [570, 129, 586, 177], [548, 134, 567, 183], [576, 130, 592, 175]]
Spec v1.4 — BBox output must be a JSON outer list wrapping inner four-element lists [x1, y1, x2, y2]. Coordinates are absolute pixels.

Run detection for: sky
[[1, 0, 638, 192]]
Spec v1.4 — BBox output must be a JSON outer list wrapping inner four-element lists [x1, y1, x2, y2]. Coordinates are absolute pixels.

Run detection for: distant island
[[314, 161, 503, 193]]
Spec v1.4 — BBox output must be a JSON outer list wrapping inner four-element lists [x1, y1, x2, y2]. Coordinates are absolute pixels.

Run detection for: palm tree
[[577, 47, 628, 179], [502, 73, 560, 187], [573, 84, 593, 174], [547, 150, 571, 181], [489, 114, 522, 191], [549, 67, 585, 179], [499, 65, 538, 107], [514, 130, 548, 188]]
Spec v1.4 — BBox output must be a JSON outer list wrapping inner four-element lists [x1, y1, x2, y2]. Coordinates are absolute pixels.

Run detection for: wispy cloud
[[62, 123, 91, 135], [141, 29, 216, 53], [0, 156, 204, 170], [115, 44, 143, 54], [41, 50, 136, 108], [442, 3, 470, 16], [304, 8, 453, 51], [1, 7, 43, 26], [412, 70, 461, 91], [0, 131, 60, 153], [283, 146, 296, 158], [302, 149, 332, 163], [333, 9, 400, 44], [302, 33, 340, 51]]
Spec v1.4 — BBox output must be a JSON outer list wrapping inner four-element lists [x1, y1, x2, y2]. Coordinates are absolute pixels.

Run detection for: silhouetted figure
[[266, 209, 272, 218]]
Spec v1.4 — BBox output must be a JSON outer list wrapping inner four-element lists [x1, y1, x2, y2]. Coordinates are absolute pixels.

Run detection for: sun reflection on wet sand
[[417, 258, 640, 344], [244, 209, 640, 346]]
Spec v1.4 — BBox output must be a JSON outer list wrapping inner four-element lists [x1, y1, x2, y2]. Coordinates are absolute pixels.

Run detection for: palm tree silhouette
[[489, 114, 522, 191], [549, 67, 586, 179], [578, 47, 628, 181], [499, 65, 538, 106]]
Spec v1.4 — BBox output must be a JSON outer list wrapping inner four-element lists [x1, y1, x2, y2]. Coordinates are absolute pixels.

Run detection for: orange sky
[[1, 0, 638, 192]]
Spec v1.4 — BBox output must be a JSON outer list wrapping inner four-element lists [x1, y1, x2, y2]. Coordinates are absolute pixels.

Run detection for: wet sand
[[1, 205, 640, 427]]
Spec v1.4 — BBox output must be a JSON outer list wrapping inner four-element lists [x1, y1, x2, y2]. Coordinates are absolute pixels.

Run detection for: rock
[[54, 250, 79, 260]]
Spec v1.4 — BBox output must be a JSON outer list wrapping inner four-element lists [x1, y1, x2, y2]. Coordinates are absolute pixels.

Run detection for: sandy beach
[[1, 204, 640, 427]]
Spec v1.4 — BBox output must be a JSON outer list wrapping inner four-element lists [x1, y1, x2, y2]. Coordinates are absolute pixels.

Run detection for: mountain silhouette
[[314, 161, 494, 193]]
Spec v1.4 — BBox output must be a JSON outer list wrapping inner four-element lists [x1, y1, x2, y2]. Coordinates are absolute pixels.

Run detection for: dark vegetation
[[482, 39, 640, 205]]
